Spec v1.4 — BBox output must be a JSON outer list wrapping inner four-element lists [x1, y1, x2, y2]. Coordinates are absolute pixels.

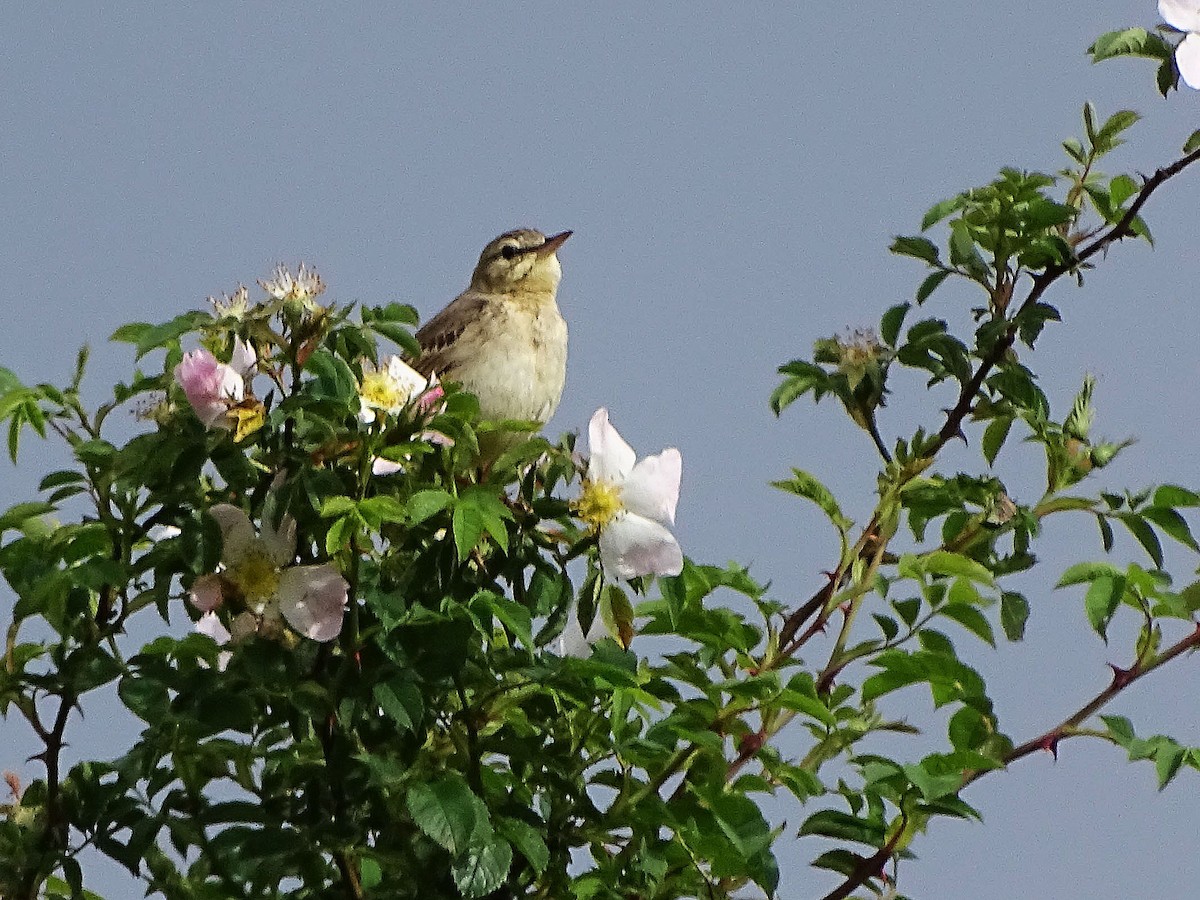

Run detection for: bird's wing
[[413, 291, 490, 380]]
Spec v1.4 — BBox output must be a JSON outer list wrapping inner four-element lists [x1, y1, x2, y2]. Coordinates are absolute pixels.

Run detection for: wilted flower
[[577, 408, 683, 580], [188, 503, 348, 642], [1162, 1, 1200, 88], [174, 339, 261, 438], [358, 355, 436, 424], [210, 285, 251, 321], [259, 262, 326, 307]]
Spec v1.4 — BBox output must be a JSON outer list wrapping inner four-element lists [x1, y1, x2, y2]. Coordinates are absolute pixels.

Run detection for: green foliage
[[5, 16, 1200, 900]]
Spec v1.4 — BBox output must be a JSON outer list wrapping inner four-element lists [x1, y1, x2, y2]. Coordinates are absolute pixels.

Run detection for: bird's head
[[469, 228, 572, 296]]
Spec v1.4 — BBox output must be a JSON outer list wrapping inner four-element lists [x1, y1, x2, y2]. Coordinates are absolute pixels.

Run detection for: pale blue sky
[[2, 4, 1198, 897]]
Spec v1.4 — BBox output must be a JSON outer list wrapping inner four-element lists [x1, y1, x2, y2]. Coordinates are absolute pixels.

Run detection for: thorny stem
[[962, 622, 1200, 788], [788, 144, 1200, 900]]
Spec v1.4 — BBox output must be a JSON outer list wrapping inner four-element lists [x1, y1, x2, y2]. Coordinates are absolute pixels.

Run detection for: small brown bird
[[414, 228, 571, 453]]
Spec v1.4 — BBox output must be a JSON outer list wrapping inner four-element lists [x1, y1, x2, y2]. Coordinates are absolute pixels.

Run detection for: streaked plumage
[[413, 229, 571, 441]]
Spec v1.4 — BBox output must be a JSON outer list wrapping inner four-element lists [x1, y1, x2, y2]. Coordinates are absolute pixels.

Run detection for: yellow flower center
[[227, 548, 281, 603], [577, 480, 624, 531], [360, 371, 410, 413]]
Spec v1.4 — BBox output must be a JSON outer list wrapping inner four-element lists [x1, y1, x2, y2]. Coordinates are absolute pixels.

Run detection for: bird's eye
[[500, 245, 519, 260]]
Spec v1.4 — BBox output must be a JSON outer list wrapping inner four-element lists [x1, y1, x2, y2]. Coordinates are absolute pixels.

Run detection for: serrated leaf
[[880, 303, 910, 347], [407, 489, 453, 524], [915, 270, 952, 305], [496, 818, 549, 875], [891, 235, 941, 265], [1118, 514, 1164, 568], [374, 677, 423, 733], [1141, 506, 1200, 551], [921, 196, 962, 230], [1056, 561, 1123, 588], [999, 591, 1029, 641], [981, 416, 1012, 467], [918, 551, 995, 586], [1153, 484, 1200, 508], [1084, 574, 1125, 641], [939, 602, 995, 647], [771, 468, 850, 532], [451, 832, 512, 898], [406, 776, 485, 857]]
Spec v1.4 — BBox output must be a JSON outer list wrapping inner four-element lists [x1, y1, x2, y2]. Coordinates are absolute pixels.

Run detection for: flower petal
[[557, 604, 611, 658], [261, 513, 298, 567], [371, 456, 406, 476], [196, 611, 231, 645], [278, 564, 348, 641], [208, 504, 256, 565], [188, 573, 226, 612], [195, 612, 233, 671], [1161, 0, 1200, 34], [598, 513, 683, 579], [621, 447, 681, 525], [230, 337, 257, 376], [1177, 32, 1200, 88], [587, 408, 636, 483]]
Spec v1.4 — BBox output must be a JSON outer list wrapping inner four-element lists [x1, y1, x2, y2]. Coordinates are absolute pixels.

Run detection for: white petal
[[357, 400, 377, 424], [196, 611, 231, 645], [278, 564, 348, 641], [621, 448, 681, 525], [598, 513, 684, 579], [558, 603, 611, 657], [230, 337, 257, 376], [261, 513, 298, 567], [208, 504, 256, 565], [558, 613, 592, 658], [146, 524, 181, 541], [1161, 0, 1200, 34], [384, 355, 430, 397], [371, 457, 406, 476], [1177, 32, 1200, 88], [216, 363, 244, 403], [587, 408, 636, 483]]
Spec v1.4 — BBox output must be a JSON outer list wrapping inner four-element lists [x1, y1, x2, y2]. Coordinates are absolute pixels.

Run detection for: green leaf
[[357, 495, 408, 529], [495, 817, 549, 875], [406, 775, 485, 857], [770, 360, 833, 415], [476, 592, 534, 649], [1153, 484, 1200, 508], [117, 675, 170, 723], [891, 235, 941, 265], [799, 809, 884, 846], [1141, 506, 1200, 551], [1088, 28, 1172, 63], [407, 489, 453, 524], [903, 762, 963, 801], [1155, 742, 1186, 790], [1118, 514, 1164, 568], [451, 832, 513, 899], [453, 487, 514, 559], [1100, 714, 1136, 747], [913, 551, 995, 586], [1056, 561, 1123, 588], [921, 196, 962, 230], [940, 602, 995, 647], [1185, 129, 1200, 154], [374, 677, 423, 733], [1084, 574, 1125, 641], [770, 468, 850, 532], [981, 416, 1012, 467], [999, 591, 1029, 641], [915, 269, 951, 304], [880, 303, 910, 348]]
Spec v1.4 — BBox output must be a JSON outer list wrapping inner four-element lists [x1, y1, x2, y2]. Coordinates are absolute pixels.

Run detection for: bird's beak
[[535, 230, 572, 257]]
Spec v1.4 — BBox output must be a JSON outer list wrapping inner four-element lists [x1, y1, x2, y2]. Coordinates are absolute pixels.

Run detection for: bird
[[413, 228, 571, 457]]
